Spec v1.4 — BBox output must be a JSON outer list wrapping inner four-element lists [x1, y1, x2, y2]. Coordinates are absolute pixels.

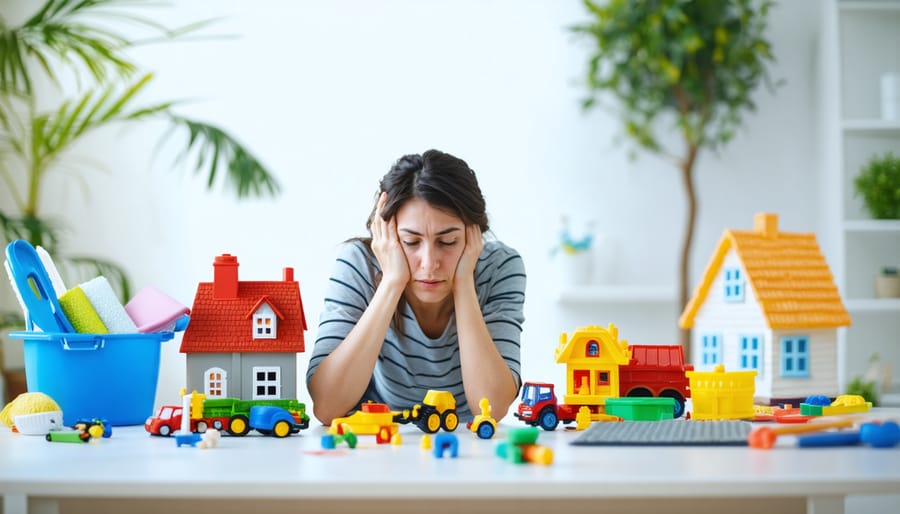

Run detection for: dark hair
[[366, 149, 489, 234], [353, 149, 489, 335]]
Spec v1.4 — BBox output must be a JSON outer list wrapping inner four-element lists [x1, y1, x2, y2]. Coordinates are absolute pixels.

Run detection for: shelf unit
[[820, 0, 900, 393], [556, 284, 676, 304]]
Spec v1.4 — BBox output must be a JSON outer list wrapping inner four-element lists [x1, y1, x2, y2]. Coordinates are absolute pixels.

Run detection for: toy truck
[[516, 325, 693, 431], [145, 395, 309, 437], [392, 389, 459, 433]]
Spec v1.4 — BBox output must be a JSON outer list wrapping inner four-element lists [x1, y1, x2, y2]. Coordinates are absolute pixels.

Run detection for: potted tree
[[570, 0, 778, 359], [854, 151, 900, 220], [0, 0, 280, 402]]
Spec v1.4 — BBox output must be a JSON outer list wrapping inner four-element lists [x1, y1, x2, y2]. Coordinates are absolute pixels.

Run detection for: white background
[[1, 0, 826, 418]]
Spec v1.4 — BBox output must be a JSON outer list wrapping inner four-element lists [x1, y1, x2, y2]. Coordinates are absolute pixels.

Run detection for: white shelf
[[557, 285, 676, 304], [846, 297, 900, 312], [842, 119, 900, 133], [840, 1, 900, 13], [844, 219, 900, 232]]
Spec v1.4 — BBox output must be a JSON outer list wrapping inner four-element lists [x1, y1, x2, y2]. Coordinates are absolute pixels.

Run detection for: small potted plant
[[854, 152, 900, 219], [875, 266, 900, 299]]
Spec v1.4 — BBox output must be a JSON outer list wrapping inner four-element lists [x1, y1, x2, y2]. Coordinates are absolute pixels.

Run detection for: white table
[[2, 413, 900, 514]]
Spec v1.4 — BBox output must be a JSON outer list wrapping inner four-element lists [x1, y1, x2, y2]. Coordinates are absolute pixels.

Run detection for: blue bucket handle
[[60, 336, 105, 351]]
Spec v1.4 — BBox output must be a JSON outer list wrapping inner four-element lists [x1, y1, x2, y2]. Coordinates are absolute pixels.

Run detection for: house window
[[586, 341, 600, 357], [739, 335, 763, 374], [253, 366, 281, 399], [597, 371, 610, 386], [723, 267, 745, 302], [780, 336, 810, 378], [701, 334, 722, 368], [253, 304, 277, 339], [204, 367, 227, 397]]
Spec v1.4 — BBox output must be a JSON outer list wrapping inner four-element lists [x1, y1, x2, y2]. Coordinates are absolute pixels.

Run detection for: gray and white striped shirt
[[306, 238, 526, 420]]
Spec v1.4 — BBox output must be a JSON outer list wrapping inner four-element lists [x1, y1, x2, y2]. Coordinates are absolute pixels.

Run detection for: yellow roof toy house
[[678, 213, 851, 404]]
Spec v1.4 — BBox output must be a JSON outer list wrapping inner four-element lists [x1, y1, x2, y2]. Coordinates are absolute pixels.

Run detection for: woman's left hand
[[454, 224, 483, 294]]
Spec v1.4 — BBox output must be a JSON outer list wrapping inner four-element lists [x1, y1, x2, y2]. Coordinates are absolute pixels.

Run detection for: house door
[[573, 370, 591, 395]]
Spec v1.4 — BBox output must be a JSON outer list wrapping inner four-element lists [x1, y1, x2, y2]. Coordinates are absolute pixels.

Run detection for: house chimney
[[283, 267, 295, 282], [753, 212, 779, 238], [213, 254, 239, 299]]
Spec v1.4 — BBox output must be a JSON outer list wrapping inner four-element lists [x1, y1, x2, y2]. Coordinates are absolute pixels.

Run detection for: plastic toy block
[[321, 430, 358, 450], [420, 434, 432, 450], [496, 427, 553, 465], [572, 420, 753, 446], [605, 397, 675, 421], [686, 365, 756, 420], [800, 395, 872, 416], [432, 433, 458, 458], [175, 432, 203, 448]]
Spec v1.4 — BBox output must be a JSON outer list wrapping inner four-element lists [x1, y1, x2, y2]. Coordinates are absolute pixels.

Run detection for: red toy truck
[[146, 395, 309, 436], [516, 329, 693, 430]]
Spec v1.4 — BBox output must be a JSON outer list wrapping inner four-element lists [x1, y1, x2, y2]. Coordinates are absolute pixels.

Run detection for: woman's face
[[395, 197, 465, 306]]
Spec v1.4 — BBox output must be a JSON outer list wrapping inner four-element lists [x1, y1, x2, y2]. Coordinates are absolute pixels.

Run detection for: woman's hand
[[371, 192, 410, 289], [454, 224, 483, 295]]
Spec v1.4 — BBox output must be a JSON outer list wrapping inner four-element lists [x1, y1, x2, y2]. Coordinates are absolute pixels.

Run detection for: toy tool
[[748, 419, 855, 449]]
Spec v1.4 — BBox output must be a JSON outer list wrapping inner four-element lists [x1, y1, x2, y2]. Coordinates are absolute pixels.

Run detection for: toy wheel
[[376, 426, 391, 444], [424, 413, 441, 433], [212, 420, 224, 430], [228, 415, 251, 436], [159, 425, 171, 437], [273, 420, 292, 438], [538, 409, 558, 431], [441, 411, 459, 432], [88, 424, 104, 439], [476, 422, 495, 440], [196, 421, 208, 433], [660, 390, 686, 419]]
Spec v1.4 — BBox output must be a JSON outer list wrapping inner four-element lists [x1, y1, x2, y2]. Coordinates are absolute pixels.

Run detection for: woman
[[306, 149, 526, 425]]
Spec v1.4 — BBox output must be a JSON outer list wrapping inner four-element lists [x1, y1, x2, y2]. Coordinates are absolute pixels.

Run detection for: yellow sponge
[[59, 286, 109, 334], [0, 392, 62, 427]]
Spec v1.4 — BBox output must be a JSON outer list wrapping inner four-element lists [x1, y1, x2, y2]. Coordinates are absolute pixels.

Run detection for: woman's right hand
[[371, 192, 410, 289]]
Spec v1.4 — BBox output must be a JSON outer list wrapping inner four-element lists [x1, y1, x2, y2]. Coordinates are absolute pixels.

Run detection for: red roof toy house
[[180, 254, 307, 400]]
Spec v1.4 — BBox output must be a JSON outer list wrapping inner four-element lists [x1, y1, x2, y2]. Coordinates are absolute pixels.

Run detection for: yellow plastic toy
[[329, 402, 399, 444], [468, 397, 497, 439], [0, 392, 62, 431], [686, 365, 756, 420]]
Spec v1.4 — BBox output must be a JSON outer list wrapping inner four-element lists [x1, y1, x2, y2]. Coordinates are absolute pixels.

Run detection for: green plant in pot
[[854, 152, 900, 219], [571, 0, 779, 358], [0, 0, 281, 402]]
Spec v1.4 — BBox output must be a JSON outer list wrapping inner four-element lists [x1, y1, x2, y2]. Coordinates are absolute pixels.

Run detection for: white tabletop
[[2, 412, 900, 512]]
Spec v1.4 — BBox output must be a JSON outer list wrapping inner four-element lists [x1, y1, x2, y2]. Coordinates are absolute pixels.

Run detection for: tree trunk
[[678, 144, 699, 363]]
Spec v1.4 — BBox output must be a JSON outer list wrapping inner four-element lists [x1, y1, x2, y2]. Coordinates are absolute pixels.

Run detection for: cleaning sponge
[[59, 286, 109, 334], [80, 276, 138, 334]]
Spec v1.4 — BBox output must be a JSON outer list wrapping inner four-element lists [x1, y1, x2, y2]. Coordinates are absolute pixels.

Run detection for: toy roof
[[180, 279, 307, 354], [679, 213, 851, 330], [554, 324, 632, 365]]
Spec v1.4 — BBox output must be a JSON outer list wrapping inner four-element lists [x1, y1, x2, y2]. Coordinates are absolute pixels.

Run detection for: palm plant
[[1, 0, 280, 305], [0, 0, 281, 396], [571, 0, 777, 359]]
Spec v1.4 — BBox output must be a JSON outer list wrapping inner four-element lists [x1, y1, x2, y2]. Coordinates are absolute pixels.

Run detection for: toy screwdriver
[[748, 418, 855, 449]]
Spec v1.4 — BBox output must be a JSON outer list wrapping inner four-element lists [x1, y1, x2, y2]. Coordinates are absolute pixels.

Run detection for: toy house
[[553, 324, 633, 407], [678, 213, 851, 404], [180, 254, 307, 400]]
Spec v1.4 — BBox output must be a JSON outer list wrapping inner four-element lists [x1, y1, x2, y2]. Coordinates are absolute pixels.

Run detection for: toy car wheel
[[376, 426, 391, 444], [441, 411, 459, 432], [424, 412, 441, 433], [195, 421, 208, 433], [538, 409, 558, 431], [159, 425, 171, 437], [228, 415, 251, 436], [476, 422, 495, 440], [273, 420, 292, 438], [212, 420, 224, 430]]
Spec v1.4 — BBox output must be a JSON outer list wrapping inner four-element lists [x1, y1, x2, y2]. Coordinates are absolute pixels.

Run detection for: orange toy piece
[[748, 419, 855, 449]]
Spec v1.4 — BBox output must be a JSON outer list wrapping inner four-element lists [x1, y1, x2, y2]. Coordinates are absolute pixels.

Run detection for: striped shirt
[[306, 238, 526, 420]]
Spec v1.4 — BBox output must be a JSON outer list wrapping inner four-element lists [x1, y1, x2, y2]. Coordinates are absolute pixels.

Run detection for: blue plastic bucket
[[8, 330, 172, 426]]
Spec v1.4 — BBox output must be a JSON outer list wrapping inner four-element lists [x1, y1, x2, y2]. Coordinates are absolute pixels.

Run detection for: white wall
[[1, 0, 824, 418]]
